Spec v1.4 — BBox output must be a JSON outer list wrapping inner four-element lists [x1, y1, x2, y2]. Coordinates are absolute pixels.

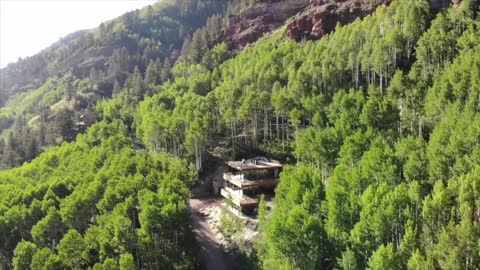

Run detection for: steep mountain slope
[[0, 0, 410, 169], [216, 0, 310, 48], [286, 0, 393, 40], [214, 0, 457, 47], [0, 0, 230, 100], [0, 0, 238, 169], [133, 0, 480, 269], [1, 0, 479, 269]]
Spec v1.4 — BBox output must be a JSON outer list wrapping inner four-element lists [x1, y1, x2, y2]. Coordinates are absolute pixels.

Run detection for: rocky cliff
[[217, 0, 459, 48], [286, 0, 392, 41], [215, 0, 392, 47], [216, 0, 310, 48]]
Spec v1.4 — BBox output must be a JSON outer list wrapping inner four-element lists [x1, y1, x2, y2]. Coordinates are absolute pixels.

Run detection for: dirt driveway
[[189, 197, 233, 270]]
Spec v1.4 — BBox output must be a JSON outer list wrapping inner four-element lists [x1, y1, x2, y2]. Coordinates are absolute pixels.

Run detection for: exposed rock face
[[286, 0, 392, 41], [216, 0, 395, 47], [218, 0, 461, 48], [69, 47, 111, 78], [216, 0, 310, 48]]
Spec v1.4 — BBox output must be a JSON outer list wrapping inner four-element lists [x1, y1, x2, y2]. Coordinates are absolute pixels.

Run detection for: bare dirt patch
[[189, 197, 233, 270]]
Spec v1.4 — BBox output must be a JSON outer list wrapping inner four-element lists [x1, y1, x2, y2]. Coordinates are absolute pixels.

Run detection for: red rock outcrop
[[216, 0, 458, 48], [216, 0, 310, 48], [286, 0, 392, 41]]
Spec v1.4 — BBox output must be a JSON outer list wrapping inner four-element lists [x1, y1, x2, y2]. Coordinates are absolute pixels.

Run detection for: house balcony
[[223, 172, 279, 189], [220, 187, 259, 208]]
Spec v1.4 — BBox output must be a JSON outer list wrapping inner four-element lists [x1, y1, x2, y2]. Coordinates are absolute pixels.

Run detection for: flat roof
[[226, 157, 283, 171]]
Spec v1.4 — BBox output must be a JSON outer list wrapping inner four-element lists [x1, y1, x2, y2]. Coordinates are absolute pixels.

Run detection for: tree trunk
[[286, 115, 290, 143], [276, 114, 280, 140], [263, 108, 268, 143], [253, 113, 258, 147]]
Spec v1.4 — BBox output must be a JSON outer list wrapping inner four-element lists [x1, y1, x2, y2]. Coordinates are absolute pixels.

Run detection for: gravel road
[[189, 198, 233, 270]]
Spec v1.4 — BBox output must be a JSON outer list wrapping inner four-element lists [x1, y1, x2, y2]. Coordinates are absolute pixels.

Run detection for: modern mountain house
[[220, 157, 283, 214]]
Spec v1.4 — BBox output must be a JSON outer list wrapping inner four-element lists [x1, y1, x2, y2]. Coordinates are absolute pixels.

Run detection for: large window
[[243, 169, 276, 180]]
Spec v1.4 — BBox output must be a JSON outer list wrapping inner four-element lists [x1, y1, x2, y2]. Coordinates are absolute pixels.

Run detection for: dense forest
[[0, 0, 238, 169], [0, 121, 197, 269], [1, 0, 480, 269]]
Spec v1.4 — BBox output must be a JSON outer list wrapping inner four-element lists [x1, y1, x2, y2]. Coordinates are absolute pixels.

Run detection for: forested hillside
[[0, 121, 197, 269], [126, 0, 480, 268], [0, 0, 238, 169], [1, 0, 480, 269]]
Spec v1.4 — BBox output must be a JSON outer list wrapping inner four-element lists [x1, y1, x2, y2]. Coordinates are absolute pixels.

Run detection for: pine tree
[[0, 138, 5, 155], [144, 60, 158, 85], [25, 138, 39, 162], [98, 22, 106, 41], [131, 66, 145, 98], [160, 58, 172, 82], [181, 35, 192, 64], [89, 67, 98, 88], [107, 47, 129, 79], [258, 194, 268, 232], [113, 79, 121, 97], [190, 29, 208, 64], [2, 132, 20, 168], [145, 5, 154, 23], [38, 120, 46, 146]]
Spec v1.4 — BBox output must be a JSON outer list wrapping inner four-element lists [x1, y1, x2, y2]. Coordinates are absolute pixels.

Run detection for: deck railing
[[223, 172, 279, 188], [220, 187, 259, 207]]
